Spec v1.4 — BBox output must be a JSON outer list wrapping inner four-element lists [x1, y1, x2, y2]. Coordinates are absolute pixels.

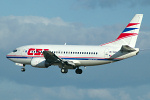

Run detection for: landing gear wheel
[[21, 68, 25, 72], [75, 69, 82, 74], [61, 68, 68, 73]]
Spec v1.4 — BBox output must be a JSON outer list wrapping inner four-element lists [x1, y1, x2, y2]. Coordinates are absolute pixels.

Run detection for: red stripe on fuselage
[[6, 55, 123, 60]]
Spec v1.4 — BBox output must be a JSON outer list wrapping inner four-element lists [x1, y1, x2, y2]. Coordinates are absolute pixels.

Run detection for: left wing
[[43, 51, 75, 68], [43, 51, 62, 64]]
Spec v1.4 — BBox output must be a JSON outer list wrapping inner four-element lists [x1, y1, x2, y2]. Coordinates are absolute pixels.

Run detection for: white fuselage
[[6, 44, 139, 68]]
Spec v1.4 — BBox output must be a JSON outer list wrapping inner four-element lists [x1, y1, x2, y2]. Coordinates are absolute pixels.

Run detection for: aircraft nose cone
[[6, 53, 16, 62], [6, 55, 8, 58], [6, 54, 10, 59], [6, 53, 12, 60]]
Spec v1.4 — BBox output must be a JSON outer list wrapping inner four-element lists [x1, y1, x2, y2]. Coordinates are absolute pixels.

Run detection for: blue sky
[[1, 0, 150, 100]]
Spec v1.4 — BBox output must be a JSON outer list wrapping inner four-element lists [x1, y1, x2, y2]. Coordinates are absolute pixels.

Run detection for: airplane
[[6, 14, 143, 74]]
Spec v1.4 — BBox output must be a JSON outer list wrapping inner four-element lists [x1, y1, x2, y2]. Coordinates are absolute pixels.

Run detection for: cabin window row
[[51, 51, 98, 55], [28, 50, 98, 55]]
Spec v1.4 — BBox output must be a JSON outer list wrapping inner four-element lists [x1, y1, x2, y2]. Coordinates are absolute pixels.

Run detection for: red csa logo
[[27, 48, 49, 55]]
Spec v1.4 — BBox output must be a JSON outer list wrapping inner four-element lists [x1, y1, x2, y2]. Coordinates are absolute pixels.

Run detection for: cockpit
[[13, 49, 17, 52]]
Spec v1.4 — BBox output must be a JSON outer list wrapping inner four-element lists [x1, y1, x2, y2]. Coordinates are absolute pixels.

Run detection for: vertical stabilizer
[[101, 14, 143, 47]]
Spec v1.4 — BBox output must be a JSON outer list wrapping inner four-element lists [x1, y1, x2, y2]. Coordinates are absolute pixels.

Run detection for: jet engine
[[31, 58, 50, 68]]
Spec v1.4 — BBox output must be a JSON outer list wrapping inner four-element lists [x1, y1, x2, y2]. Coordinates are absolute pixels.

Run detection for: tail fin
[[101, 14, 143, 48]]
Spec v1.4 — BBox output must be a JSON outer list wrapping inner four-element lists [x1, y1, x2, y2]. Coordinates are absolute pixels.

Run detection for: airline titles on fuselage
[[27, 48, 99, 56]]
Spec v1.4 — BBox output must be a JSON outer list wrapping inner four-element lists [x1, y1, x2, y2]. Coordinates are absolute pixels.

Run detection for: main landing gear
[[75, 68, 82, 74], [61, 67, 83, 74], [21, 64, 26, 72]]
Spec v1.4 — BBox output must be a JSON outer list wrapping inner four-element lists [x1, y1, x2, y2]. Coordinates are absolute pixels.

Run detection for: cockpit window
[[13, 49, 17, 52]]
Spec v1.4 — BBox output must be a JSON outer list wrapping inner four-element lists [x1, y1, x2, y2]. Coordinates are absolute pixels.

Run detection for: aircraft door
[[104, 49, 110, 58], [21, 48, 27, 55]]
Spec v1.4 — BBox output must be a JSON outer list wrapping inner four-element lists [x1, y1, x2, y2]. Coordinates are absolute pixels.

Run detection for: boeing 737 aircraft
[[6, 14, 143, 74]]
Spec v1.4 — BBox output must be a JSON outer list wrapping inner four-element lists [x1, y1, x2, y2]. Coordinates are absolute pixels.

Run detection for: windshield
[[13, 49, 17, 52]]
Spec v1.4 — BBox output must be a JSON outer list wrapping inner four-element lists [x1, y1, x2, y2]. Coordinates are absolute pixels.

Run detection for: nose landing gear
[[21, 64, 26, 72], [61, 68, 68, 73], [21, 68, 25, 72]]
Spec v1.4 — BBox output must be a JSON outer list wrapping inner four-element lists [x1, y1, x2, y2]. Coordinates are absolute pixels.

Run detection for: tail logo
[[116, 23, 139, 40], [100, 14, 143, 47]]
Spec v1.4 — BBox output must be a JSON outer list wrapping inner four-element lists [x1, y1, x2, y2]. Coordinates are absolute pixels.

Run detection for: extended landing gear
[[61, 68, 68, 73], [75, 68, 82, 74], [21, 64, 26, 72], [21, 68, 25, 72], [60, 67, 82, 74]]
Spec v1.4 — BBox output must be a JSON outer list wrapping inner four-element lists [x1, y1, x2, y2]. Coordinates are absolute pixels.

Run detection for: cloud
[[137, 30, 150, 49], [0, 16, 74, 50], [1, 79, 150, 100], [87, 89, 116, 100], [0, 15, 149, 51], [74, 0, 150, 9], [0, 15, 122, 51]]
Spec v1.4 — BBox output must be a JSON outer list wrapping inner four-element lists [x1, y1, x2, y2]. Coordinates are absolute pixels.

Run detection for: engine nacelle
[[31, 58, 50, 68]]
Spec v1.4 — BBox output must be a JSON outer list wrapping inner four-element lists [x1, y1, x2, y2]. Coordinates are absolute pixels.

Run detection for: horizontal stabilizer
[[109, 45, 137, 59], [120, 45, 136, 52]]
